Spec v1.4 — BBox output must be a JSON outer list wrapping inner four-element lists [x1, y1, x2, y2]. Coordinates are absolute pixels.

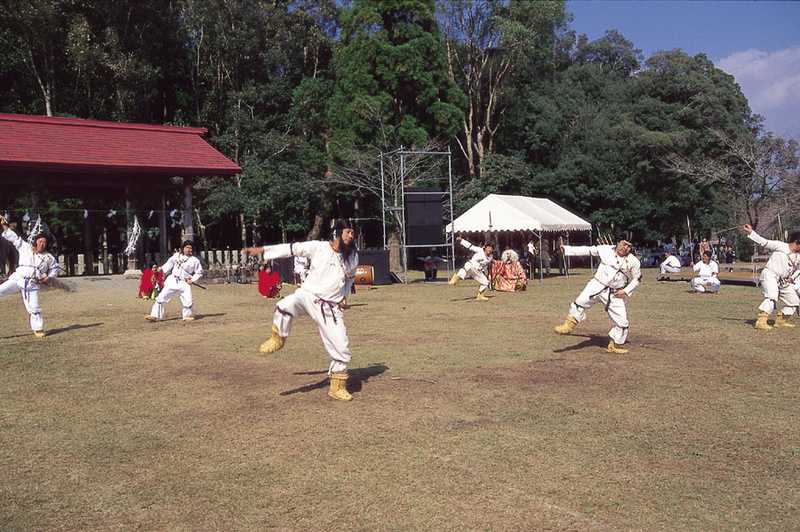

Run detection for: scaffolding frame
[[380, 147, 455, 282]]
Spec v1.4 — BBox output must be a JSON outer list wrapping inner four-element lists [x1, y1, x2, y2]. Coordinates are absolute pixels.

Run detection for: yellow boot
[[607, 340, 629, 354], [475, 291, 489, 301], [328, 372, 353, 401], [33, 330, 46, 338], [553, 315, 578, 334], [259, 325, 286, 353], [754, 312, 773, 331], [775, 313, 796, 328], [448, 273, 460, 286]]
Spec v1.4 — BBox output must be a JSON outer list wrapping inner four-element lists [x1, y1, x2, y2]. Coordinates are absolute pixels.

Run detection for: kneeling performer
[[554, 239, 641, 353], [449, 237, 494, 301], [146, 240, 203, 322], [743, 224, 800, 330], [0, 216, 58, 337], [691, 251, 720, 293], [243, 219, 358, 401], [658, 251, 682, 280]]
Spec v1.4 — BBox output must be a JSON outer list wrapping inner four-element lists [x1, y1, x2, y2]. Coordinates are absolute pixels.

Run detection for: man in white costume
[[0, 216, 58, 337], [743, 224, 800, 330], [293, 255, 309, 285], [448, 237, 494, 301], [691, 251, 720, 293], [658, 251, 682, 280], [146, 240, 204, 322], [553, 239, 641, 354], [243, 219, 358, 402]]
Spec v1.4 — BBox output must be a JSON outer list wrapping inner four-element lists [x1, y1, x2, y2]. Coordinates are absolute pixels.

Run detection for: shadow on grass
[[552, 334, 608, 353], [279, 363, 388, 396], [194, 313, 226, 320], [719, 317, 756, 326], [0, 322, 103, 340]]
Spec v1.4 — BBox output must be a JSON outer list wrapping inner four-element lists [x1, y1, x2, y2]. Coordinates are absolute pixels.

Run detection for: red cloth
[[258, 270, 281, 298], [138, 268, 153, 297], [491, 261, 528, 292]]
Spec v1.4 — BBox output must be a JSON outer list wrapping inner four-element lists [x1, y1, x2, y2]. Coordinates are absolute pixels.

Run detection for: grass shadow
[[194, 313, 226, 320], [46, 322, 104, 336], [279, 363, 388, 396], [719, 317, 756, 326], [552, 335, 608, 354]]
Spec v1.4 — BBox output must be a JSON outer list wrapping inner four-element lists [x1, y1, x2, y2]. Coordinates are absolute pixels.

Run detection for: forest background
[[1, 0, 797, 256]]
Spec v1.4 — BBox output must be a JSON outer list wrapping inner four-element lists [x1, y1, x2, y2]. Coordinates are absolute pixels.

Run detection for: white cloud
[[717, 46, 800, 138]]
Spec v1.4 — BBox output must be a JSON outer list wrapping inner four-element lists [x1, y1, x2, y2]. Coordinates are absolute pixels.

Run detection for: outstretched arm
[[744, 224, 788, 253], [562, 245, 600, 258], [244, 241, 319, 261], [457, 237, 482, 254], [0, 216, 29, 252]]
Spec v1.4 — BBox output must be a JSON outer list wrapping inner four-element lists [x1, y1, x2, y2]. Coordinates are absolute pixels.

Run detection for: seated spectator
[[258, 262, 281, 298], [658, 251, 682, 280], [691, 251, 720, 294]]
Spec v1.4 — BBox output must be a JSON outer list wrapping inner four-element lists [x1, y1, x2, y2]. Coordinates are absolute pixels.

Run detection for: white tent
[[446, 194, 591, 233], [446, 194, 592, 283]]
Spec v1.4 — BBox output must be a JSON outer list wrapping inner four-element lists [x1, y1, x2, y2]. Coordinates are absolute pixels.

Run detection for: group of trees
[[1, 0, 797, 252]]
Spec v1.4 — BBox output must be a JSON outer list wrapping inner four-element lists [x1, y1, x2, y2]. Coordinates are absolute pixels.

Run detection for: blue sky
[[567, 0, 800, 137]]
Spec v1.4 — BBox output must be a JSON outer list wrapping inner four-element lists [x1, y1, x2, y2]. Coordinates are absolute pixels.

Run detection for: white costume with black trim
[[691, 260, 720, 293], [660, 255, 681, 275], [456, 239, 492, 292], [264, 241, 358, 373], [564, 245, 641, 345], [748, 230, 800, 316], [149, 253, 203, 320], [1, 228, 58, 332]]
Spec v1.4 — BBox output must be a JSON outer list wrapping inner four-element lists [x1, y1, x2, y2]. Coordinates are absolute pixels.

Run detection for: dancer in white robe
[[448, 237, 494, 301], [243, 219, 358, 401], [0, 216, 58, 337], [146, 241, 203, 322], [553, 239, 642, 353], [658, 251, 682, 279], [743, 224, 800, 330], [691, 251, 721, 293]]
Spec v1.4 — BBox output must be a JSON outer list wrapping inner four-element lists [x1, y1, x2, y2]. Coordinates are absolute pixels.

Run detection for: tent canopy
[[446, 194, 591, 233]]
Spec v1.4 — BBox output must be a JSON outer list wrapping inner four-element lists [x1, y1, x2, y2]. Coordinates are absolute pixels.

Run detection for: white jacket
[[264, 241, 357, 302], [564, 245, 641, 296], [460, 239, 491, 272], [748, 230, 800, 283], [693, 260, 719, 279], [2, 228, 58, 286], [162, 253, 203, 283]]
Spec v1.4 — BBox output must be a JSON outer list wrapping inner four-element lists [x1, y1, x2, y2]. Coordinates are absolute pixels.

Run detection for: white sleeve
[[563, 245, 599, 257], [191, 258, 203, 282], [711, 262, 719, 275], [2, 227, 29, 252], [47, 256, 59, 278], [263, 241, 319, 261], [693, 262, 701, 273], [748, 231, 788, 253], [460, 239, 482, 254], [343, 253, 358, 296], [623, 259, 642, 296], [160, 256, 176, 276]]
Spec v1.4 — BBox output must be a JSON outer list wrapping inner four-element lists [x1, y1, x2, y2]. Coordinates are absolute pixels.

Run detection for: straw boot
[[448, 273, 460, 286], [607, 340, 629, 354], [259, 325, 286, 353], [554, 315, 578, 334], [754, 312, 773, 331], [328, 372, 353, 401], [775, 313, 796, 328], [475, 291, 489, 301]]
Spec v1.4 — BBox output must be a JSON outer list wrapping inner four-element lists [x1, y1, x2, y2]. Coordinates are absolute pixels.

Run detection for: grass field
[[1, 269, 798, 530]]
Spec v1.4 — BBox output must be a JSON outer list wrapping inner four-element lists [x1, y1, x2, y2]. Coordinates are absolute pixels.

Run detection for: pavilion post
[[123, 183, 143, 279], [182, 177, 195, 243], [83, 210, 95, 275], [159, 191, 168, 260]]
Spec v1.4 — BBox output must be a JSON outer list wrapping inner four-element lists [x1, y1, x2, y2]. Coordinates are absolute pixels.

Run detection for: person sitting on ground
[[658, 251, 682, 280], [258, 262, 282, 299], [691, 251, 720, 293]]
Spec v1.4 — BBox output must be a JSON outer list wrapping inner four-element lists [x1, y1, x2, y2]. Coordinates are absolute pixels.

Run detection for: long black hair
[[332, 218, 357, 261]]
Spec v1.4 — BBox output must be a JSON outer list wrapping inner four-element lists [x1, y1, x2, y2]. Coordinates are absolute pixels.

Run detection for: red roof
[[0, 113, 240, 177]]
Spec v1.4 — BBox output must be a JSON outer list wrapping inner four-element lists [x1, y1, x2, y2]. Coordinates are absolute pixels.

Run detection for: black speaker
[[406, 188, 443, 245]]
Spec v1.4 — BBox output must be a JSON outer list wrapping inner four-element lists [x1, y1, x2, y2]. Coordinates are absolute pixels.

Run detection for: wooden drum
[[354, 265, 374, 286]]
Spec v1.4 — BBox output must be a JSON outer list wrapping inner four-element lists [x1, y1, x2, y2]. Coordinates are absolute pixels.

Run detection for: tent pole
[[538, 231, 543, 285]]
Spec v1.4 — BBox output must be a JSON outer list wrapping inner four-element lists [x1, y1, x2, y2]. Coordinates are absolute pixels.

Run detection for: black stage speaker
[[358, 248, 391, 285], [406, 188, 443, 245]]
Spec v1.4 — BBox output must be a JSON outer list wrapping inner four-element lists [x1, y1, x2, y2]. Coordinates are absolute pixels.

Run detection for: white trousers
[[457, 265, 489, 292], [759, 273, 799, 315], [568, 279, 630, 344], [150, 276, 194, 320], [692, 277, 720, 293], [660, 263, 681, 274], [0, 275, 44, 331], [273, 288, 352, 373]]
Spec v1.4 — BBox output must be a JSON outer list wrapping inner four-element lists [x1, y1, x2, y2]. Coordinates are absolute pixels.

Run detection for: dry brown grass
[[1, 270, 798, 530]]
